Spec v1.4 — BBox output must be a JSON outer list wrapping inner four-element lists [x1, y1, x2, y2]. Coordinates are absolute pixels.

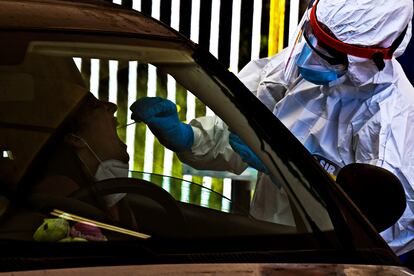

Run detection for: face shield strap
[[310, 1, 402, 66], [372, 25, 408, 70], [390, 25, 409, 54], [302, 23, 348, 66]]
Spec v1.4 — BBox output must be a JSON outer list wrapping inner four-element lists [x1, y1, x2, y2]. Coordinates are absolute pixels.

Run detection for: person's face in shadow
[[67, 93, 129, 172]]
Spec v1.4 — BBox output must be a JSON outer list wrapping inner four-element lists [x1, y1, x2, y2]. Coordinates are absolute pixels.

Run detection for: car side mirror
[[336, 163, 406, 233]]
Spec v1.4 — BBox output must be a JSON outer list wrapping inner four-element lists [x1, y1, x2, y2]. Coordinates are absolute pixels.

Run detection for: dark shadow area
[[397, 3, 414, 86]]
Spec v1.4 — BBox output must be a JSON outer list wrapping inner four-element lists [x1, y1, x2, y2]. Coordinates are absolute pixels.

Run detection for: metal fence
[[76, 0, 304, 211]]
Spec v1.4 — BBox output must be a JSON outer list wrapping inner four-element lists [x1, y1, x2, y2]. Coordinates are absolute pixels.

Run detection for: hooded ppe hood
[[316, 0, 413, 86]]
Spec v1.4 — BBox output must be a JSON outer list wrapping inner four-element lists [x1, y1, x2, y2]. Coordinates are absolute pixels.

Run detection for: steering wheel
[[69, 177, 188, 237]]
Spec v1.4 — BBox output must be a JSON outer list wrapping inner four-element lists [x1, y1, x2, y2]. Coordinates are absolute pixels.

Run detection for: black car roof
[[0, 0, 180, 39]]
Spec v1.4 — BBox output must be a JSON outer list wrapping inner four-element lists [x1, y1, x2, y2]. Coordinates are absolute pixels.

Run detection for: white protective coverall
[[178, 0, 414, 256]]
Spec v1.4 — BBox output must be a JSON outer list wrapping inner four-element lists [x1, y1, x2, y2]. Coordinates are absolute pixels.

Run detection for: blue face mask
[[297, 64, 340, 85], [296, 42, 345, 85]]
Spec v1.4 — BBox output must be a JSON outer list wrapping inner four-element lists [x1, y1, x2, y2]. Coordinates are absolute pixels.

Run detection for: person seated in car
[[32, 92, 138, 230]]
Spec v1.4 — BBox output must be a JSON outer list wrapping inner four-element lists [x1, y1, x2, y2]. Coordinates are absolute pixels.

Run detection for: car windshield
[[0, 36, 335, 242]]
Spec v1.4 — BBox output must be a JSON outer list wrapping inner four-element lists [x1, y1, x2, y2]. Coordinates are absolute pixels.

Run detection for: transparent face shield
[[284, 1, 348, 85]]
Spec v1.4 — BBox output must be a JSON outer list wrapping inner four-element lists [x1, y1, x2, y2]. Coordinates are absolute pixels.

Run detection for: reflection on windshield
[[128, 171, 247, 214], [51, 209, 150, 239]]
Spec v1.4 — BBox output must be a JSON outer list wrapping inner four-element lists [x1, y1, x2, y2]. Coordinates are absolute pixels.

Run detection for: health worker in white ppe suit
[[130, 0, 414, 262]]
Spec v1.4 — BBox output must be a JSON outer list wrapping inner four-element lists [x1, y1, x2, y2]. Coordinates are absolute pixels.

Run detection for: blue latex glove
[[130, 97, 194, 152], [229, 133, 269, 174]]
